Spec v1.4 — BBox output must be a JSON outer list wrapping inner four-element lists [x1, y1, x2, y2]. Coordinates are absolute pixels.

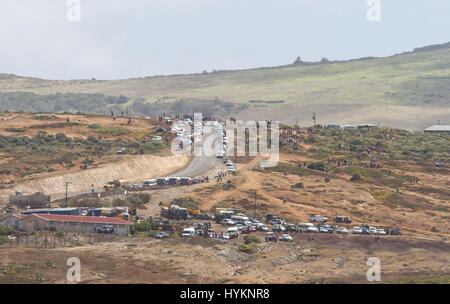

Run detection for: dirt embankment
[[2, 154, 189, 199]]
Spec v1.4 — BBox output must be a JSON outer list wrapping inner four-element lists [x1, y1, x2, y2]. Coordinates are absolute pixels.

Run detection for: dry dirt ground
[[0, 117, 449, 284], [140, 153, 449, 240], [0, 113, 190, 201], [1, 233, 449, 284]]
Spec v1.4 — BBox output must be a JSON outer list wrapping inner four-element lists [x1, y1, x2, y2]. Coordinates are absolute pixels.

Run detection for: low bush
[[244, 235, 261, 245], [239, 243, 257, 254]]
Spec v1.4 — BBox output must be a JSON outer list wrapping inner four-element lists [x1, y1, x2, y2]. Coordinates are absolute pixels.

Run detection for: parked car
[[155, 232, 170, 239], [298, 223, 318, 233], [258, 224, 269, 232], [390, 228, 402, 235], [319, 225, 332, 233], [228, 166, 236, 172], [309, 215, 328, 222], [337, 227, 349, 234], [352, 227, 363, 234], [116, 148, 127, 155], [265, 232, 277, 242], [124, 184, 140, 189], [241, 226, 255, 234], [181, 228, 196, 237], [220, 219, 235, 226], [376, 229, 387, 235], [334, 216, 352, 223], [272, 224, 286, 232], [284, 223, 298, 233], [279, 234, 293, 242], [368, 226, 378, 234]]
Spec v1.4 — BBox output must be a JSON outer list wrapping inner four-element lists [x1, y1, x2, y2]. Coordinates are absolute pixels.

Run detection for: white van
[[181, 227, 196, 237], [298, 223, 318, 233], [227, 227, 239, 234], [143, 179, 157, 186], [231, 215, 249, 224]]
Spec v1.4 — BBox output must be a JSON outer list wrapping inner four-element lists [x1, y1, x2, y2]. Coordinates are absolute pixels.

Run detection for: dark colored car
[[390, 228, 402, 235], [334, 216, 352, 224]]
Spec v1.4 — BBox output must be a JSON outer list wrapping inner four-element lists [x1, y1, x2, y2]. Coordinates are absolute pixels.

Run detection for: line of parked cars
[[268, 213, 400, 236]]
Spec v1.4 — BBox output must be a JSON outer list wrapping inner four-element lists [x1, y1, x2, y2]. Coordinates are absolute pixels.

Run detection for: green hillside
[[1, 42, 449, 129]]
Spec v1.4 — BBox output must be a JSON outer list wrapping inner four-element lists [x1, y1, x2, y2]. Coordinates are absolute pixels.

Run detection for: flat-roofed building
[[424, 125, 450, 134]]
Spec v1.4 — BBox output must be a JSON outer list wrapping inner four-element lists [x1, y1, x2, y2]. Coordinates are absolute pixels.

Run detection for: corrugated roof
[[424, 125, 450, 131], [2, 214, 27, 219], [26, 214, 130, 225]]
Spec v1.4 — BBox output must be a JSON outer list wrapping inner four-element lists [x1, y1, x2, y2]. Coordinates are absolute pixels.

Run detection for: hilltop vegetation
[[283, 126, 450, 163], [0, 92, 129, 115], [0, 113, 168, 183], [0, 43, 449, 129]]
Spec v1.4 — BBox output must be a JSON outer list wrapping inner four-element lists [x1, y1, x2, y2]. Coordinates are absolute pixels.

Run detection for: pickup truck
[[309, 215, 328, 222], [104, 180, 120, 191]]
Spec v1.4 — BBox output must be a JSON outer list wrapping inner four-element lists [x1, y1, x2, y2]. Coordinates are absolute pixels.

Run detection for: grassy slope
[[0, 44, 449, 129]]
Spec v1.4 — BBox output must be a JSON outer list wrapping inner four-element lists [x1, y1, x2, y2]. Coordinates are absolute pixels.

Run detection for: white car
[[309, 215, 328, 222], [376, 229, 387, 235], [181, 228, 196, 237], [352, 227, 363, 234], [337, 227, 349, 234], [228, 166, 236, 172], [368, 226, 378, 234], [279, 234, 293, 242], [220, 219, 235, 226], [298, 223, 318, 233], [152, 136, 162, 141], [259, 225, 269, 232]]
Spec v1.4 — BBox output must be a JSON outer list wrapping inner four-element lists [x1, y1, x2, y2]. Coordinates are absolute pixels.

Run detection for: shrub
[[0, 224, 14, 235], [171, 197, 198, 209], [151, 221, 161, 230], [0, 235, 9, 245], [134, 221, 152, 232], [170, 232, 180, 239], [291, 182, 304, 189], [239, 243, 257, 254], [350, 174, 362, 182], [307, 162, 326, 171], [244, 235, 261, 245]]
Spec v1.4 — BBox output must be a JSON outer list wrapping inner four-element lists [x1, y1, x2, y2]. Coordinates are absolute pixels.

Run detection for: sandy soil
[[1, 234, 448, 284]]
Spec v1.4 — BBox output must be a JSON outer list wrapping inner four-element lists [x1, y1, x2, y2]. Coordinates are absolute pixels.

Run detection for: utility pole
[[312, 113, 316, 126], [64, 182, 72, 208]]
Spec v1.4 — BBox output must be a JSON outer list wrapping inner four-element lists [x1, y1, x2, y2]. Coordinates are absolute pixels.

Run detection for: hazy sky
[[1, 0, 449, 80]]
